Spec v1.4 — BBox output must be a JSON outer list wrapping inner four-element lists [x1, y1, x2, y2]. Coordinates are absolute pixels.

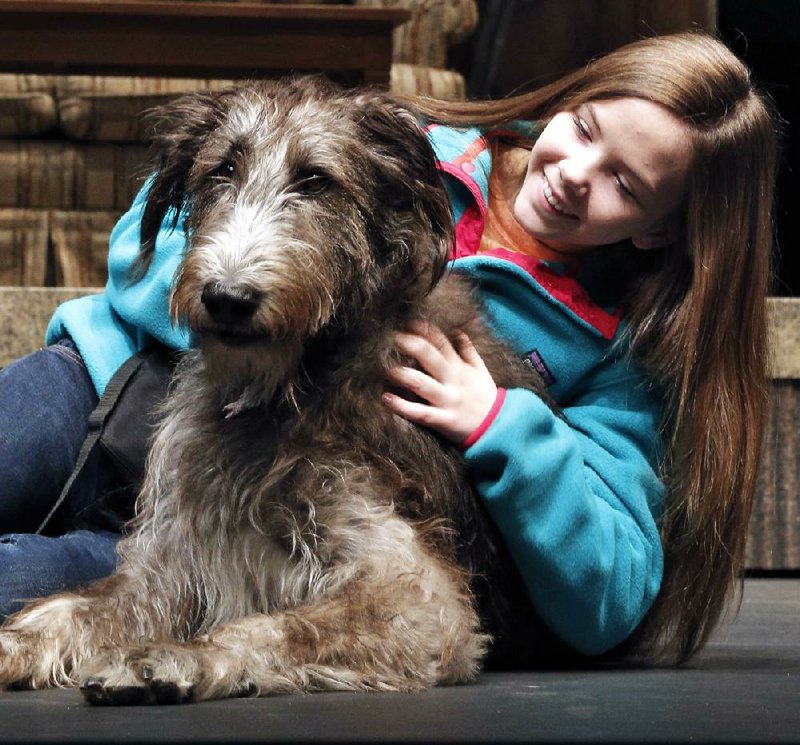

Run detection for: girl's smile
[[541, 173, 578, 218]]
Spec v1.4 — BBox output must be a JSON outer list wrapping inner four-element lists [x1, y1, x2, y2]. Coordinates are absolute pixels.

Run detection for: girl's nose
[[560, 155, 593, 198]]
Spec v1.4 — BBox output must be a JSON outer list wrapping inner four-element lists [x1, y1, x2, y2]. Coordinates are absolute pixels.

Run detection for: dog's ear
[[131, 90, 230, 281], [353, 93, 454, 288]]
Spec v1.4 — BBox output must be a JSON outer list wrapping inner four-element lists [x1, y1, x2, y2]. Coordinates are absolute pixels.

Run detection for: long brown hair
[[410, 32, 780, 663]]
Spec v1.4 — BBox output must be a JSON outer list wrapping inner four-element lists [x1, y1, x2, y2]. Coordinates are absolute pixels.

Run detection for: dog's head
[[137, 77, 453, 405]]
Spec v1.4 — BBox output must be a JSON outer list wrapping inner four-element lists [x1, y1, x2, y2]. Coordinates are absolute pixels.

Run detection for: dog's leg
[[76, 536, 488, 704], [0, 562, 185, 691]]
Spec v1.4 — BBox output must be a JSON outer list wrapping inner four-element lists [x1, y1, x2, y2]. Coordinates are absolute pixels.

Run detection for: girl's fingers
[[394, 331, 454, 382], [454, 331, 485, 368], [386, 364, 445, 405], [408, 320, 460, 363], [408, 322, 484, 371], [382, 392, 446, 430], [385, 326, 499, 444]]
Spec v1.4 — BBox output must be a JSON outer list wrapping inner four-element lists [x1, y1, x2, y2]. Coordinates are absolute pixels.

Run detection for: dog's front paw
[[78, 644, 200, 705]]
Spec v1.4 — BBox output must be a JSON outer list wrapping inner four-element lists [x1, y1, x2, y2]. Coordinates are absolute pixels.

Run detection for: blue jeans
[[0, 340, 125, 619]]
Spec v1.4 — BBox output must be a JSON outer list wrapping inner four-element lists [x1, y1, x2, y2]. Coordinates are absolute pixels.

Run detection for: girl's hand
[[382, 321, 499, 444]]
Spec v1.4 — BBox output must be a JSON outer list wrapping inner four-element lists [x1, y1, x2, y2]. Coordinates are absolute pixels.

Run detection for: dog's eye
[[213, 160, 236, 181], [296, 172, 332, 196]]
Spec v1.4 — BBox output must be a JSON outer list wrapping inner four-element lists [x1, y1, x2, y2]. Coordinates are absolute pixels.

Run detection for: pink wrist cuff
[[459, 388, 507, 451]]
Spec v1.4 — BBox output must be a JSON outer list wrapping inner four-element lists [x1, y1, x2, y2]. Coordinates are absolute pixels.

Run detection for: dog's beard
[[199, 334, 305, 416]]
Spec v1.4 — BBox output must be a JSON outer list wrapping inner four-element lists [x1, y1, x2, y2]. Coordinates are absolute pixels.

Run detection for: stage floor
[[1, 578, 798, 744]]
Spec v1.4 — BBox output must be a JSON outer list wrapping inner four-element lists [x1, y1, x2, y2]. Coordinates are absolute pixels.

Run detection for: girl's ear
[[631, 218, 678, 251]]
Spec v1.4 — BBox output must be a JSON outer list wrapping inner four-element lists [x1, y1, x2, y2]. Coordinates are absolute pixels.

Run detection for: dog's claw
[[235, 681, 259, 698], [80, 677, 104, 694], [81, 678, 189, 706], [80, 677, 113, 706], [80, 671, 194, 706]]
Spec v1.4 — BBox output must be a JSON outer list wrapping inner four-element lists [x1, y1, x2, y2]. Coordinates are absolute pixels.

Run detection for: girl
[[0, 32, 778, 665], [385, 31, 779, 662]]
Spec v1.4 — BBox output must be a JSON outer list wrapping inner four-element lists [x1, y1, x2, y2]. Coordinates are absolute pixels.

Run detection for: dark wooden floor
[[1, 578, 798, 744]]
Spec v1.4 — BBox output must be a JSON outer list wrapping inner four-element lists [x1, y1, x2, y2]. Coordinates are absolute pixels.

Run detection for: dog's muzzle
[[200, 283, 268, 347]]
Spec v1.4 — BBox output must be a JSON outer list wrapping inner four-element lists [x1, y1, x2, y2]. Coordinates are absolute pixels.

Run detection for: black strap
[[35, 351, 149, 535]]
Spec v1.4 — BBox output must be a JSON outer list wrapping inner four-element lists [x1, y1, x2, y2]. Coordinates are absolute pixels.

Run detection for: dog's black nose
[[201, 283, 261, 326]]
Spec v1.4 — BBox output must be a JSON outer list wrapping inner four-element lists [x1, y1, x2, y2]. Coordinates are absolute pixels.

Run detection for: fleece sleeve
[[45, 180, 192, 395], [44, 182, 189, 394], [463, 365, 665, 656], [104, 181, 191, 351]]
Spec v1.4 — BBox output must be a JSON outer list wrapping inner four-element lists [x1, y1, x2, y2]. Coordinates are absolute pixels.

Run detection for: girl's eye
[[572, 115, 591, 141], [615, 174, 637, 201], [296, 172, 333, 196]]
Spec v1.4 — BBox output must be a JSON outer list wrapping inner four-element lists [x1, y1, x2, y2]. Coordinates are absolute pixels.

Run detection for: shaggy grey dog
[[0, 77, 547, 704]]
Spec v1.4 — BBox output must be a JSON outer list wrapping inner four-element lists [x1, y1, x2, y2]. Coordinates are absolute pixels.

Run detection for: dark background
[[718, 0, 800, 297]]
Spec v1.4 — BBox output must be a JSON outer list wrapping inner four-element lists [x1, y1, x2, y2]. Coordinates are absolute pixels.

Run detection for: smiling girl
[[383, 31, 779, 663]]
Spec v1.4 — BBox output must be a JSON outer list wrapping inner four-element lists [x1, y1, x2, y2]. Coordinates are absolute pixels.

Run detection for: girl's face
[[513, 97, 693, 254]]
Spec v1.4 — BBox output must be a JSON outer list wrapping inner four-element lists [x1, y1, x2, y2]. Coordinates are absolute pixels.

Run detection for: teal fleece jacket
[[46, 123, 665, 656], [429, 123, 665, 654]]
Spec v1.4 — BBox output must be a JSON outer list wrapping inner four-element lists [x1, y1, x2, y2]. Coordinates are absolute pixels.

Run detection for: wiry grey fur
[[0, 77, 548, 705]]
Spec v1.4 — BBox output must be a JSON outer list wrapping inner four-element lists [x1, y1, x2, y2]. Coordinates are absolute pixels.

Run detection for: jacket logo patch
[[523, 349, 556, 387]]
